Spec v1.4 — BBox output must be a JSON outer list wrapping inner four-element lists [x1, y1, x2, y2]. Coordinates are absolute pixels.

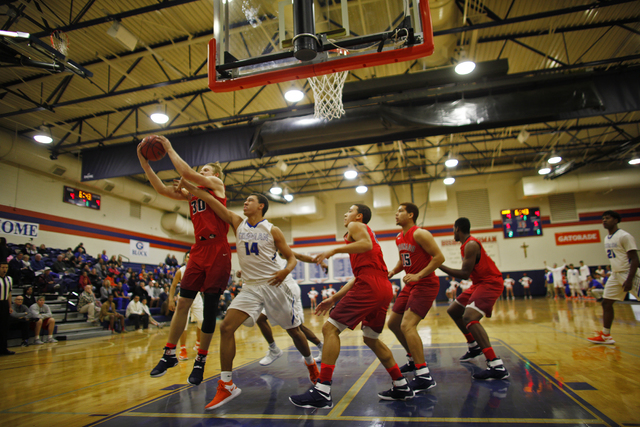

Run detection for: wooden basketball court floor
[[2, 298, 639, 427]]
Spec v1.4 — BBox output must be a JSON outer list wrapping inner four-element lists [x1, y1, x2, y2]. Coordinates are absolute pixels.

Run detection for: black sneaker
[[188, 354, 206, 385], [150, 347, 178, 377], [460, 345, 483, 362], [409, 374, 436, 393], [290, 381, 333, 409], [473, 359, 510, 381], [21, 340, 29, 347], [399, 360, 416, 373], [378, 380, 415, 401]]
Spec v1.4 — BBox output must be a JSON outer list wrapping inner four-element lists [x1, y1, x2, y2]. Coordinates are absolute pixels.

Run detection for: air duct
[[517, 169, 640, 199], [161, 212, 194, 237]]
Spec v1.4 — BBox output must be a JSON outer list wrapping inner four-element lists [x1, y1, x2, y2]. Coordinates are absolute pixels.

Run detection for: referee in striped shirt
[[1, 262, 15, 355]]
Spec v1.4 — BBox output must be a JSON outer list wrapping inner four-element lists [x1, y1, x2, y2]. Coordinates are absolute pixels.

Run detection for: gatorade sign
[[555, 230, 600, 246]]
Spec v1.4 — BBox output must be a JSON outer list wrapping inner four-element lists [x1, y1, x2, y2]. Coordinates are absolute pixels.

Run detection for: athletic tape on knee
[[362, 325, 380, 339], [201, 293, 220, 334], [466, 320, 480, 330]]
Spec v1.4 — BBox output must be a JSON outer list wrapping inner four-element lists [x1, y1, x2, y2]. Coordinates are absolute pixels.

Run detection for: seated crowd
[[4, 241, 184, 343]]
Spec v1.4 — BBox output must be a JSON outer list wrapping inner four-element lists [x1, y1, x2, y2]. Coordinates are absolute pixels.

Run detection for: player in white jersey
[[578, 261, 591, 297], [519, 273, 532, 299], [178, 180, 319, 410], [445, 277, 459, 302], [503, 274, 515, 300], [544, 260, 567, 299], [308, 287, 319, 310], [459, 279, 473, 291], [588, 211, 639, 344], [566, 264, 581, 299]]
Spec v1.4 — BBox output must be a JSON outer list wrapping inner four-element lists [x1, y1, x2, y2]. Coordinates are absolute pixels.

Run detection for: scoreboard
[[64, 186, 101, 210], [500, 207, 542, 238]]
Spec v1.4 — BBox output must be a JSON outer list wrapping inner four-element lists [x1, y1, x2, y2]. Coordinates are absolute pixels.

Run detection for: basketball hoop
[[308, 48, 349, 121], [50, 30, 69, 57]]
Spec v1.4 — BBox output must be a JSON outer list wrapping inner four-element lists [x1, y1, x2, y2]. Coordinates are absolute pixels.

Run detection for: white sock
[[415, 366, 430, 376], [48, 335, 53, 339], [269, 342, 278, 350], [221, 371, 233, 382], [468, 341, 478, 348], [603, 328, 611, 335], [304, 355, 314, 365]]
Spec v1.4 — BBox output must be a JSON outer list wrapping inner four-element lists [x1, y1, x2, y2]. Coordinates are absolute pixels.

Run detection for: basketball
[[140, 135, 166, 161]]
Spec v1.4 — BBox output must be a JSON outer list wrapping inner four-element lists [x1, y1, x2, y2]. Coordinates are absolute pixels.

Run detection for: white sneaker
[[47, 337, 58, 343], [34, 339, 44, 345], [259, 347, 283, 366]]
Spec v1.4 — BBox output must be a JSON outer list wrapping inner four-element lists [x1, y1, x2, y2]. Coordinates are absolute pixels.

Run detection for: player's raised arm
[[156, 136, 225, 197], [178, 178, 242, 229], [269, 227, 297, 286], [404, 229, 445, 283], [313, 222, 372, 264], [137, 142, 185, 200], [292, 251, 328, 273], [439, 240, 479, 280]]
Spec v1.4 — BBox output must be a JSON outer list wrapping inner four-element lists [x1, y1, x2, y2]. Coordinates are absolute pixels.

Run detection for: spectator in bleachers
[[100, 281, 113, 303], [31, 254, 45, 274], [10, 295, 39, 346], [23, 286, 36, 307], [78, 271, 90, 293], [116, 256, 123, 268], [170, 255, 179, 267], [113, 282, 128, 310], [28, 296, 57, 343], [65, 254, 78, 270], [165, 254, 172, 266], [21, 254, 36, 285], [88, 268, 101, 288], [95, 258, 106, 277], [107, 255, 117, 268], [100, 250, 109, 263], [125, 295, 149, 330], [130, 280, 149, 302], [103, 272, 115, 290], [78, 285, 98, 323], [37, 243, 47, 255], [36, 267, 58, 293], [100, 294, 125, 333], [124, 267, 133, 281], [52, 254, 71, 275], [75, 247, 87, 264], [8, 252, 27, 286], [24, 243, 37, 256], [0, 237, 9, 263], [146, 280, 162, 307], [141, 298, 163, 328], [138, 265, 147, 280]]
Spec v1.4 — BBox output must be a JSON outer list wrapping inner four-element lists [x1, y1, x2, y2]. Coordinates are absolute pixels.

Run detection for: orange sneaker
[[587, 331, 615, 345], [178, 347, 188, 361], [306, 360, 320, 384], [205, 379, 242, 410]]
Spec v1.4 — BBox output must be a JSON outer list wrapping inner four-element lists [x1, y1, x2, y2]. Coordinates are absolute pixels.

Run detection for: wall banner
[[0, 217, 39, 238], [555, 230, 600, 246], [130, 239, 150, 257]]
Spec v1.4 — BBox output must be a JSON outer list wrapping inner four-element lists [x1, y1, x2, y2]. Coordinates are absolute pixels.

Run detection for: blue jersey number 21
[[607, 249, 616, 259], [244, 242, 259, 256]]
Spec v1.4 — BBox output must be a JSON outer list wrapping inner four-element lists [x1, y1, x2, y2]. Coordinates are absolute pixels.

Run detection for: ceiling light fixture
[[443, 172, 455, 185], [344, 164, 358, 180], [270, 181, 283, 195], [538, 165, 551, 175], [355, 181, 368, 194], [283, 188, 294, 202], [548, 153, 562, 164], [151, 113, 169, 124], [284, 88, 304, 103], [629, 152, 640, 165], [33, 126, 52, 144], [445, 152, 458, 168], [106, 21, 139, 51]]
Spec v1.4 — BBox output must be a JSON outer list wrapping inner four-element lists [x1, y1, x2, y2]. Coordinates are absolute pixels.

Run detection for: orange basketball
[[140, 135, 166, 161]]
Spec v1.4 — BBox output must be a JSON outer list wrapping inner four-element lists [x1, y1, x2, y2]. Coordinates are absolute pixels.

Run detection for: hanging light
[[538, 166, 551, 175], [151, 113, 169, 124], [270, 181, 283, 195], [548, 153, 562, 164], [355, 180, 368, 194], [33, 126, 53, 144], [629, 152, 640, 165], [455, 50, 476, 75], [284, 88, 304, 103], [283, 188, 294, 202], [445, 152, 458, 168], [344, 164, 358, 180]]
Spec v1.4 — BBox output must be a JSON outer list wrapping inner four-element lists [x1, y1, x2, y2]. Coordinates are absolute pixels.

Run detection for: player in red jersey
[[290, 204, 413, 409], [438, 217, 509, 381], [387, 203, 444, 392], [138, 136, 231, 387]]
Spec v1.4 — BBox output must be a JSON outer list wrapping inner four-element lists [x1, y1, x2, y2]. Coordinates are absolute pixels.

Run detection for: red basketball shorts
[[392, 279, 439, 319], [181, 240, 231, 294], [455, 280, 503, 318], [330, 269, 392, 334]]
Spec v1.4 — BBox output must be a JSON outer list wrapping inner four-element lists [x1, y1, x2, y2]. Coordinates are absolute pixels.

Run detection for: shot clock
[[64, 186, 101, 210], [500, 207, 541, 238]]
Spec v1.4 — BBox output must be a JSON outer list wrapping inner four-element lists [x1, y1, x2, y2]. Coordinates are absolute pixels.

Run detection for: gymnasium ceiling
[[1, 0, 640, 203]]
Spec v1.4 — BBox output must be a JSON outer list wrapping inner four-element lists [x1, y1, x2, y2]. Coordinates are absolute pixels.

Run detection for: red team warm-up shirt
[[460, 236, 502, 285], [396, 226, 439, 286]]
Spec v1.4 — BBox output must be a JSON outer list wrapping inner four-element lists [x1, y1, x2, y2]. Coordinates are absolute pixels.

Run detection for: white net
[[51, 30, 69, 57], [308, 70, 349, 121]]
